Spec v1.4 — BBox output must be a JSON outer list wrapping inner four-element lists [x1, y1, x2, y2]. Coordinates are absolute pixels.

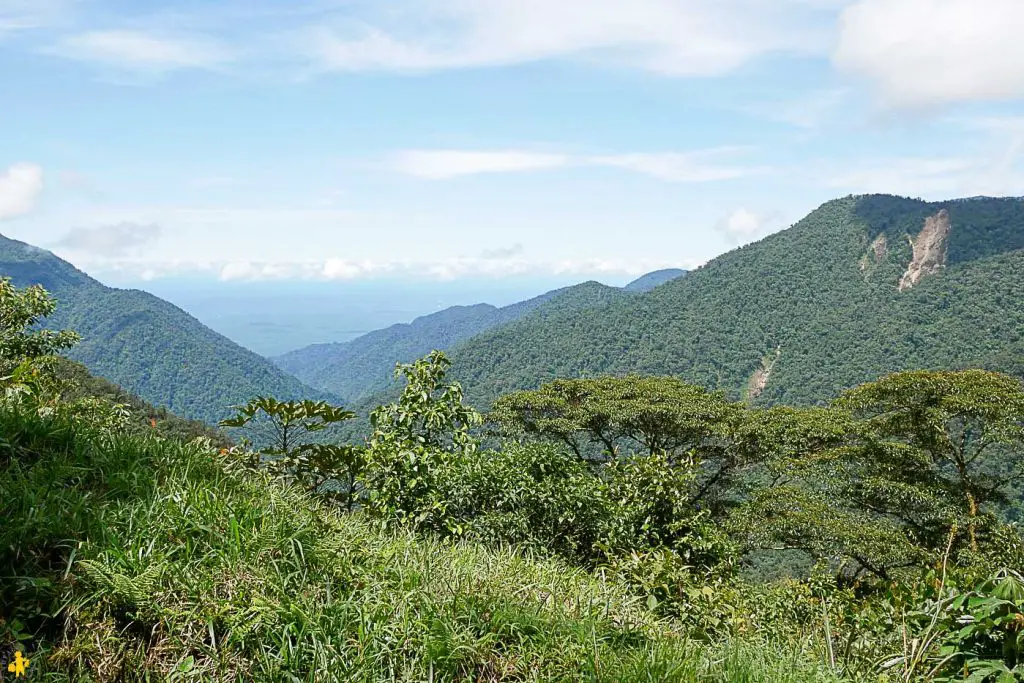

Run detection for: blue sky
[[2, 0, 1023, 285]]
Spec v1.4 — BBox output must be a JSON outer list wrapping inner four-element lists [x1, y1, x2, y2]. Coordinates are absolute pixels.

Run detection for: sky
[[2, 0, 1024, 287]]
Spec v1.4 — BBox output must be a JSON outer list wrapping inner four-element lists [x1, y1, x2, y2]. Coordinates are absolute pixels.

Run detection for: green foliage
[[0, 391, 848, 681], [0, 277, 79, 371], [602, 451, 735, 568], [733, 485, 927, 580], [439, 442, 611, 559], [732, 370, 1024, 581], [361, 351, 483, 527], [837, 370, 1024, 550], [929, 569, 1024, 681], [881, 568, 1024, 682], [220, 397, 361, 507], [48, 356, 232, 446], [491, 376, 746, 512], [9, 243, 1024, 681], [622, 268, 687, 292], [0, 278, 79, 400]]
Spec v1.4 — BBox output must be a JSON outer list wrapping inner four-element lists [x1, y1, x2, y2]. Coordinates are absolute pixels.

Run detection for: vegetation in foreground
[[3, 277, 1024, 681], [2, 407, 847, 681]]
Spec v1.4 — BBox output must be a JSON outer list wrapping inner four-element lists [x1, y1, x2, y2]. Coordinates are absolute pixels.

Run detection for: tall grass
[[1, 405, 854, 681]]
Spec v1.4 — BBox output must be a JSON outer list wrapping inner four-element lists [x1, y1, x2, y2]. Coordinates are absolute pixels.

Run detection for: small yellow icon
[[7, 650, 30, 678]]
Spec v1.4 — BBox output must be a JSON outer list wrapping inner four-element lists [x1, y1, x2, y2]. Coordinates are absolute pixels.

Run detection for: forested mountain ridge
[[623, 268, 686, 292], [434, 194, 1024, 409], [0, 234, 331, 424], [274, 279, 630, 403]]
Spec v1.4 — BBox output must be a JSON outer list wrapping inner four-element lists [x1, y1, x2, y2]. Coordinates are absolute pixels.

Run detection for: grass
[[1, 404, 855, 681]]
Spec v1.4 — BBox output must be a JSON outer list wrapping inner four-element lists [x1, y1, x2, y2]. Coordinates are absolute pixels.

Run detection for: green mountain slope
[[275, 279, 629, 403], [0, 234, 331, 423], [439, 195, 1024, 409], [51, 356, 233, 447], [623, 268, 686, 292]]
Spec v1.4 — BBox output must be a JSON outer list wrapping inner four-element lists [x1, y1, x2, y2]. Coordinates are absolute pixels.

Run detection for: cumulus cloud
[[834, 0, 1024, 107], [715, 208, 783, 244], [46, 30, 233, 72], [55, 222, 162, 256], [307, 0, 829, 76], [0, 163, 43, 220]]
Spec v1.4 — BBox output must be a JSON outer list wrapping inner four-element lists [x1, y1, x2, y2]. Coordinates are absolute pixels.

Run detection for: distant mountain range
[[0, 234, 331, 424], [273, 269, 686, 403], [429, 195, 1024, 410], [11, 193, 1024, 428]]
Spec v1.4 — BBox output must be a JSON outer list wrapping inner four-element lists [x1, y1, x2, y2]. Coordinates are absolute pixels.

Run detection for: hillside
[[51, 356, 233, 447], [275, 279, 629, 403], [0, 234, 330, 423], [0, 393, 843, 681], [623, 268, 687, 292], [430, 195, 1024, 409], [5, 270, 1021, 681]]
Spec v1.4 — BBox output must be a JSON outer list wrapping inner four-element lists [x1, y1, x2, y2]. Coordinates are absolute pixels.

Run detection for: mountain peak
[[623, 268, 687, 293]]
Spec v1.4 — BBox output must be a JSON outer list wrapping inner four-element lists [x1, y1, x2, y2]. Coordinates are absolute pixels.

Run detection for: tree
[[490, 376, 743, 510], [733, 372, 1024, 580], [361, 351, 482, 527], [220, 397, 362, 507], [729, 405, 924, 580], [732, 485, 926, 582], [835, 370, 1024, 553], [0, 278, 79, 390]]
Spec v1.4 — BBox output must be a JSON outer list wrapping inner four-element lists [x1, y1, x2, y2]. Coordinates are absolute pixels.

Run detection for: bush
[[440, 442, 610, 560]]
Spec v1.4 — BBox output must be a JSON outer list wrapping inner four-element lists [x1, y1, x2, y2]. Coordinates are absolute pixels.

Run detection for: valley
[[4, 5, 1024, 676]]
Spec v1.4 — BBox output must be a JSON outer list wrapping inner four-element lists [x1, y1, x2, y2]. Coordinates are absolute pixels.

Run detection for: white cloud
[[834, 0, 1024, 107], [391, 150, 569, 179], [391, 148, 766, 182], [0, 163, 43, 220], [308, 0, 831, 76], [714, 208, 786, 245], [80, 254, 692, 283], [54, 222, 161, 256], [717, 208, 761, 240], [46, 30, 232, 72]]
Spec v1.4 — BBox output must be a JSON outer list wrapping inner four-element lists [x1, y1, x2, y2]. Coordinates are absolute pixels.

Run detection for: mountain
[[274, 280, 629, 403], [426, 195, 1024, 409], [623, 268, 686, 292], [0, 234, 330, 424], [52, 356, 233, 446]]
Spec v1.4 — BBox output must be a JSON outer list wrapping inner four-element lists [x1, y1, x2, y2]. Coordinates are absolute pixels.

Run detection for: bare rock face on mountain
[[899, 209, 951, 291], [745, 346, 781, 401]]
